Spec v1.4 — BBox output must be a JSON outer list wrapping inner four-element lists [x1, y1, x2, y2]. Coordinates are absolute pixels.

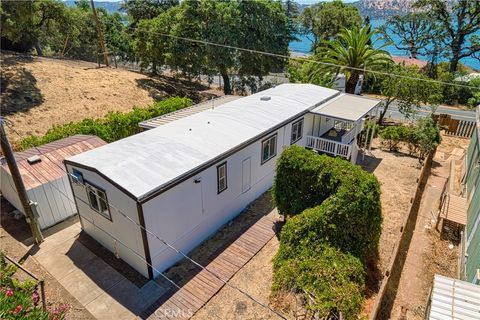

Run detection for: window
[[217, 162, 227, 194], [86, 183, 111, 220], [70, 169, 84, 185], [261, 134, 277, 164], [291, 118, 304, 144]]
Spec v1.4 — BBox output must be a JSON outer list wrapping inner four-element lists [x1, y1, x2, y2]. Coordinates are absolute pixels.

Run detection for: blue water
[[289, 19, 480, 71]]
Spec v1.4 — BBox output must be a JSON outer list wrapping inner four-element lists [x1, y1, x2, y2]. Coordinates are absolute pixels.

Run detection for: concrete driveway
[[31, 220, 167, 320]]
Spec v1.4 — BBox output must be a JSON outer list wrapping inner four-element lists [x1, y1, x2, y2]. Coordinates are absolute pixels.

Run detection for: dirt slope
[[1, 52, 221, 143]]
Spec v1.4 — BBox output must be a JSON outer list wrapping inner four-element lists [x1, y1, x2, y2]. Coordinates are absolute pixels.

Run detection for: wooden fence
[[436, 114, 476, 138]]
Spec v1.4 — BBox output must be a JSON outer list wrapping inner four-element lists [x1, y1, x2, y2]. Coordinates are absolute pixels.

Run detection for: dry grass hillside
[[0, 52, 222, 142]]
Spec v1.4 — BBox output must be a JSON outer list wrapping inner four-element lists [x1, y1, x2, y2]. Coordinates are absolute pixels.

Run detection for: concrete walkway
[[32, 221, 167, 320]]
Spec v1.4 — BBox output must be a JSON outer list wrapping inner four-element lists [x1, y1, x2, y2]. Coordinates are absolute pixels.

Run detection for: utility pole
[[0, 119, 43, 244], [90, 0, 109, 66]]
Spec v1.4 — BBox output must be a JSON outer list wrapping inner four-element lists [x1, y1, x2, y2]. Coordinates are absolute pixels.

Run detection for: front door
[[242, 158, 251, 193]]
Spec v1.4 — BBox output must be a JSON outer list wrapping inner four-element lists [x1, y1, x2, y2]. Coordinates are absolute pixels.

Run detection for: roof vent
[[260, 96, 271, 101], [27, 155, 41, 165]]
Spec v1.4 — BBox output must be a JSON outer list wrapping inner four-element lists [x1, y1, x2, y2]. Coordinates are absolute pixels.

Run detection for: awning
[[310, 94, 380, 122]]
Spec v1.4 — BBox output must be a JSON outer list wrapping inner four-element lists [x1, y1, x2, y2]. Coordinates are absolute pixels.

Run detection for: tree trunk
[[345, 71, 360, 94], [35, 42, 43, 56], [221, 73, 232, 95], [449, 55, 460, 73], [151, 61, 157, 75], [377, 100, 393, 125], [449, 39, 461, 73]]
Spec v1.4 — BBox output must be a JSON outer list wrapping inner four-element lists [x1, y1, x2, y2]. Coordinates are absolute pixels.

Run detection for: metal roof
[[310, 93, 380, 122], [1, 135, 106, 190], [428, 274, 480, 320], [139, 95, 241, 129], [66, 84, 343, 200]]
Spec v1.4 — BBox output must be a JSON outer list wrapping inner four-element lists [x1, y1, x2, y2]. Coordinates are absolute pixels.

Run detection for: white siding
[[0, 167, 78, 230], [65, 165, 149, 278], [143, 117, 305, 277]]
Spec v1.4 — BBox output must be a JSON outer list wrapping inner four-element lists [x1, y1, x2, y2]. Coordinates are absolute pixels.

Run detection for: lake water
[[289, 19, 480, 71]]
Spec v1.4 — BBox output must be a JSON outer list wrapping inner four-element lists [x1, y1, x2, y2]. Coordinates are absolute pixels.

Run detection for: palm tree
[[314, 26, 392, 94]]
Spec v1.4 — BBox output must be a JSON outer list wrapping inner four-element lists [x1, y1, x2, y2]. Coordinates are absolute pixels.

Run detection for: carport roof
[[310, 94, 380, 122]]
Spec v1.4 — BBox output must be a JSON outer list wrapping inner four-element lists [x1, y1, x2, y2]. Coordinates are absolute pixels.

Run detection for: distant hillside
[[351, 0, 416, 19], [64, 1, 123, 15], [298, 0, 417, 19]]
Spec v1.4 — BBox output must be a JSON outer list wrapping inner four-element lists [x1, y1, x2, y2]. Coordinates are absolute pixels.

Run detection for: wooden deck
[[441, 194, 467, 225], [142, 216, 276, 319]]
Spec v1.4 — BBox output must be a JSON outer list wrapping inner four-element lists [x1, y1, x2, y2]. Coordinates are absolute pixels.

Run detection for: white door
[[242, 158, 251, 193]]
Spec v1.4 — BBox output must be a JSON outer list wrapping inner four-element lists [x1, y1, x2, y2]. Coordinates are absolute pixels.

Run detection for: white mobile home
[[0, 135, 106, 229], [64, 84, 380, 279]]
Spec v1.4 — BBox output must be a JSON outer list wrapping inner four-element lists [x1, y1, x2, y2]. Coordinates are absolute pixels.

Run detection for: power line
[[0, 136, 236, 320], [138, 30, 480, 90], [5, 123, 288, 320]]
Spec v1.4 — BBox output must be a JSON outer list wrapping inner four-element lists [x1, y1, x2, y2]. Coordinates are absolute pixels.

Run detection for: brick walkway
[[142, 216, 276, 320]]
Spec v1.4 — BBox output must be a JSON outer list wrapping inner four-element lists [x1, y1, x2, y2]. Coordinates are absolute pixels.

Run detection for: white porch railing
[[341, 119, 365, 144], [306, 135, 352, 159]]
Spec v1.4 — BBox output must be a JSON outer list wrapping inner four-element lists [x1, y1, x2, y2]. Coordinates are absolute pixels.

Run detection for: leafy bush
[[272, 146, 382, 318], [274, 152, 382, 261], [0, 252, 68, 320], [378, 125, 409, 151], [18, 97, 192, 150], [272, 245, 365, 319], [467, 78, 480, 108], [378, 118, 440, 158], [414, 117, 441, 158]]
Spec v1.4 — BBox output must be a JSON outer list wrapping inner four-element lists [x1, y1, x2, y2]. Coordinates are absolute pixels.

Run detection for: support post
[[0, 119, 43, 243], [90, 0, 109, 66]]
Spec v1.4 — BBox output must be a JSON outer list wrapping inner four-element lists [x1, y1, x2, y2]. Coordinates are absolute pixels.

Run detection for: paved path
[[142, 216, 276, 320], [32, 221, 167, 320]]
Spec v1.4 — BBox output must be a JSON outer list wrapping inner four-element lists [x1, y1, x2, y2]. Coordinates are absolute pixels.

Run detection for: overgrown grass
[[18, 97, 192, 150]]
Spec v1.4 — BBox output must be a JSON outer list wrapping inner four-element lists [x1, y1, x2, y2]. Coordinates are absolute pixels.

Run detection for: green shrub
[[467, 78, 480, 108], [378, 118, 440, 159], [272, 146, 381, 318], [378, 125, 409, 151], [273, 146, 382, 261], [414, 117, 441, 158], [272, 147, 341, 216], [272, 245, 365, 320], [18, 97, 192, 150]]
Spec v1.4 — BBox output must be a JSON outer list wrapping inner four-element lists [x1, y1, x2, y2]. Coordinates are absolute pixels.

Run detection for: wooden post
[[0, 119, 43, 243], [90, 0, 109, 66]]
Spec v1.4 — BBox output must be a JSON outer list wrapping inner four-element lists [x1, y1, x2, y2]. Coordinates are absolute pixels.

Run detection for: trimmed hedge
[[18, 97, 192, 150], [273, 146, 382, 261], [271, 146, 382, 318], [272, 245, 365, 319]]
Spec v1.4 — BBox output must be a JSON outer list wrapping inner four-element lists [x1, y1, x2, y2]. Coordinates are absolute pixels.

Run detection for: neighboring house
[[64, 84, 380, 279], [425, 107, 480, 319], [391, 55, 428, 69], [462, 106, 480, 284], [0, 135, 106, 229]]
